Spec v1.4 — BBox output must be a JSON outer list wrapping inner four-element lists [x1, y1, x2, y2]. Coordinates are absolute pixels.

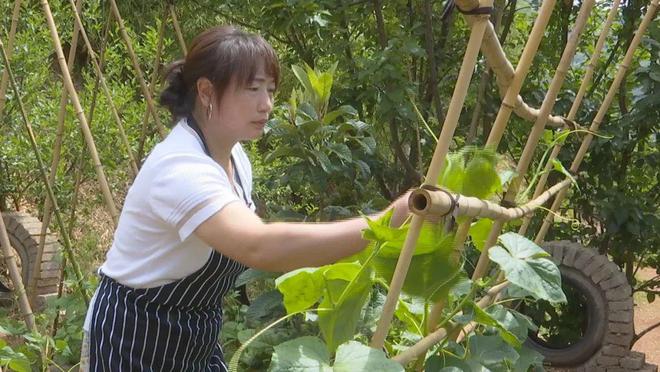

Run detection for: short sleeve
[[147, 154, 240, 241]]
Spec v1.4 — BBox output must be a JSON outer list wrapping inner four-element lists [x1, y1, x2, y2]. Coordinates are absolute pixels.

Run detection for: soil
[[632, 267, 660, 366]]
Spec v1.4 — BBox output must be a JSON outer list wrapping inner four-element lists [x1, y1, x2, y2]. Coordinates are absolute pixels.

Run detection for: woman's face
[[210, 63, 276, 142]]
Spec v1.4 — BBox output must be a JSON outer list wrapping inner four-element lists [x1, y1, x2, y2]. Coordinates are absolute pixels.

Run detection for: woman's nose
[[258, 91, 273, 113]]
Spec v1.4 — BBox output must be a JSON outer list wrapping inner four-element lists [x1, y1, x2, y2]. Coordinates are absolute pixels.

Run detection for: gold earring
[[207, 102, 213, 121]]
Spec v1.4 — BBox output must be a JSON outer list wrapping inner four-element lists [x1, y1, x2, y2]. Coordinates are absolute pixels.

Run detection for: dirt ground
[[633, 268, 660, 366]]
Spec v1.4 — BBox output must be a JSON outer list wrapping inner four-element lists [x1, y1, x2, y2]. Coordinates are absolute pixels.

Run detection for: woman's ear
[[196, 77, 215, 107]]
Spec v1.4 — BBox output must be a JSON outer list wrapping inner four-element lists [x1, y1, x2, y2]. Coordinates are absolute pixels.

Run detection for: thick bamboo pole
[[518, 0, 621, 235], [0, 214, 36, 331], [535, 0, 659, 243], [472, 0, 596, 280], [40, 0, 119, 225], [0, 0, 23, 121], [67, 0, 139, 176], [28, 0, 84, 304], [484, 0, 558, 147], [108, 0, 167, 139], [370, 0, 493, 349], [410, 179, 571, 220], [137, 5, 168, 164], [169, 4, 187, 55], [0, 32, 89, 304]]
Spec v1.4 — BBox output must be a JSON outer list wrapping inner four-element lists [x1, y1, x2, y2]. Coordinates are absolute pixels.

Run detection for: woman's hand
[[388, 189, 413, 227]]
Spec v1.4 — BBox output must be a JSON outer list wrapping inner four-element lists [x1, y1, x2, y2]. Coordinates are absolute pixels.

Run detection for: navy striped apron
[[89, 115, 250, 370]]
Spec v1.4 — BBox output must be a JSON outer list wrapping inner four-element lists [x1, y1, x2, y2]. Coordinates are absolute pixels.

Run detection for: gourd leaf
[[466, 334, 520, 370], [275, 268, 324, 314], [512, 346, 545, 372], [551, 158, 580, 190], [488, 233, 566, 304], [486, 305, 537, 344], [437, 153, 465, 192], [333, 341, 404, 371], [462, 149, 501, 199], [269, 336, 332, 371], [246, 290, 285, 326], [469, 218, 493, 252], [468, 302, 521, 348]]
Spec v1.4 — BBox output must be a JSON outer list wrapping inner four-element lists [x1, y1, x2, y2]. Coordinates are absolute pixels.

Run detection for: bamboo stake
[[40, 0, 119, 225], [484, 0, 558, 147], [0, 214, 35, 331], [472, 0, 596, 281], [518, 0, 621, 236], [0, 31, 89, 304], [410, 178, 571, 220], [370, 0, 493, 348], [67, 0, 138, 176], [137, 5, 168, 165], [28, 0, 84, 304], [0, 0, 23, 121], [536, 0, 659, 243], [108, 0, 167, 139], [169, 3, 187, 55], [392, 281, 509, 364]]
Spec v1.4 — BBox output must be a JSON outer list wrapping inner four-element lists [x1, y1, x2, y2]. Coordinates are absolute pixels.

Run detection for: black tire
[[1, 211, 62, 304], [521, 241, 635, 370]]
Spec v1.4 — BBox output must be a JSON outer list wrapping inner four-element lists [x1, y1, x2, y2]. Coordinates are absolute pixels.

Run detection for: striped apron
[[88, 251, 246, 371]]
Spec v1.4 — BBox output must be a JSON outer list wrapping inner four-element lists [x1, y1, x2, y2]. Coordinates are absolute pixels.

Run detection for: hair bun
[[159, 60, 193, 119]]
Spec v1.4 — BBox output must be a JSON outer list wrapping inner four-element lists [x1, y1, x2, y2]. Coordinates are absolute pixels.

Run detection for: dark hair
[[159, 25, 280, 120]]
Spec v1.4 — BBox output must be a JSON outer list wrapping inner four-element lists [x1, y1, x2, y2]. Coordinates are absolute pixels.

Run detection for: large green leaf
[[438, 153, 465, 192], [469, 218, 493, 252], [489, 233, 566, 304], [275, 268, 324, 314], [469, 302, 521, 347], [467, 334, 520, 370], [269, 336, 332, 371], [462, 149, 501, 199], [333, 341, 404, 371]]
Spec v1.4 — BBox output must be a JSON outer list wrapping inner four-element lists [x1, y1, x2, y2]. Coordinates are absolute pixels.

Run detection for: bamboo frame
[[0, 0, 22, 122], [0, 30, 89, 304], [370, 0, 493, 349], [67, 0, 139, 176], [0, 213, 35, 331], [409, 178, 571, 220], [484, 0, 558, 147], [28, 0, 84, 303], [169, 4, 187, 55], [40, 0, 119, 225], [471, 0, 596, 281], [108, 0, 167, 139], [137, 5, 168, 165], [518, 0, 622, 236], [535, 0, 659, 244]]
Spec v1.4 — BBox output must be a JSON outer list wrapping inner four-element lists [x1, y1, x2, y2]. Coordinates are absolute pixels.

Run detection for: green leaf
[[438, 153, 465, 192], [246, 290, 285, 326], [467, 334, 519, 369], [291, 65, 314, 95], [269, 336, 332, 371], [462, 150, 501, 199], [333, 341, 404, 371], [551, 158, 579, 190], [8, 358, 31, 372], [235, 268, 277, 287], [489, 233, 566, 304], [469, 219, 493, 252], [469, 302, 521, 347], [275, 268, 324, 314], [513, 346, 545, 372]]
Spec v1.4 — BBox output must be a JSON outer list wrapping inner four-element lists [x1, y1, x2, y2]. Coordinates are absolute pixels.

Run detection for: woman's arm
[[194, 193, 410, 272]]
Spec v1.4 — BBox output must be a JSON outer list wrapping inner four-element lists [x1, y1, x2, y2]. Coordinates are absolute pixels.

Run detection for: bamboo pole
[[370, 0, 493, 349], [472, 0, 596, 281], [0, 213, 36, 331], [518, 0, 621, 236], [137, 5, 168, 164], [108, 0, 167, 139], [484, 0, 558, 147], [169, 3, 187, 55], [392, 281, 509, 364], [28, 0, 84, 304], [410, 179, 571, 220], [40, 0, 119, 225], [0, 0, 23, 121], [0, 31, 89, 304], [67, 0, 138, 176], [535, 0, 659, 243]]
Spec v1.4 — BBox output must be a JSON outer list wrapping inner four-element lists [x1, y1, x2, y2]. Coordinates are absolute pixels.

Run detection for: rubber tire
[[522, 240, 634, 370], [1, 211, 62, 302]]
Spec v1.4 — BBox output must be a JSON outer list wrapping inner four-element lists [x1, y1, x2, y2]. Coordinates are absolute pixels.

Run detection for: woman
[[82, 25, 410, 371]]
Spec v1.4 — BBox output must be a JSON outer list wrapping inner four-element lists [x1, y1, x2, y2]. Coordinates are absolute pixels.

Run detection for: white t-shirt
[[99, 118, 255, 289]]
